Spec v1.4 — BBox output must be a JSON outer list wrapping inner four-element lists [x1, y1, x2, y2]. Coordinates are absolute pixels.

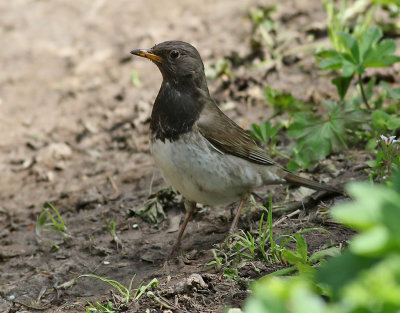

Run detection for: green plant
[[324, 0, 348, 52], [249, 121, 279, 146], [287, 99, 366, 170], [228, 198, 277, 263], [223, 268, 239, 280], [318, 27, 400, 107], [86, 301, 117, 313], [372, 109, 400, 133], [226, 197, 337, 274], [380, 81, 400, 101], [232, 230, 258, 261], [36, 203, 70, 239], [269, 232, 340, 277], [264, 86, 304, 117], [239, 171, 400, 313], [231, 198, 284, 264], [324, 0, 379, 52], [205, 58, 233, 80], [368, 135, 400, 181], [249, 120, 290, 161], [255, 26, 400, 171], [105, 219, 122, 248], [249, 6, 278, 56], [79, 274, 158, 304], [206, 249, 225, 269], [252, 87, 367, 170]]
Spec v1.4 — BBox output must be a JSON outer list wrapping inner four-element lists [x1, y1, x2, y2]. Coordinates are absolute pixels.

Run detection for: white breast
[[150, 131, 283, 206]]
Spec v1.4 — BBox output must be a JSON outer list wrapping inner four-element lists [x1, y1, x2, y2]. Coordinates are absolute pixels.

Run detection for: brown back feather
[[197, 99, 276, 166]]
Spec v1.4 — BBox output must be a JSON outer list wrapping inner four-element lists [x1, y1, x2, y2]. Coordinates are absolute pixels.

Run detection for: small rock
[[0, 297, 12, 312], [0, 246, 26, 258], [185, 273, 208, 291], [166, 274, 208, 295], [237, 261, 268, 278], [35, 142, 72, 169], [246, 85, 264, 100]]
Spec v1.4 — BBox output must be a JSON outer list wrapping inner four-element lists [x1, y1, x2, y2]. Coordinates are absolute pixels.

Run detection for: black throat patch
[[150, 81, 204, 142]]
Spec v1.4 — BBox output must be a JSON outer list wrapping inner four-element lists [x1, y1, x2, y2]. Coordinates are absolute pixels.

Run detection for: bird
[[130, 41, 340, 255]]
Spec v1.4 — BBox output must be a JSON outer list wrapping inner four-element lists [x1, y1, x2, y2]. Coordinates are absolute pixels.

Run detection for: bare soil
[[1, 0, 398, 312]]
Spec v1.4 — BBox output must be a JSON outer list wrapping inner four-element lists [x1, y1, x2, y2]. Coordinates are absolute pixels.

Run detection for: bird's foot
[[168, 241, 182, 259]]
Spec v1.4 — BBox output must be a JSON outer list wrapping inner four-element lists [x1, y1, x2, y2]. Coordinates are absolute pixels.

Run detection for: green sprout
[[79, 274, 158, 304], [36, 203, 70, 239], [86, 301, 117, 313]]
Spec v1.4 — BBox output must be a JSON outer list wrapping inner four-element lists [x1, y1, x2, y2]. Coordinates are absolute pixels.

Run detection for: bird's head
[[131, 41, 207, 90]]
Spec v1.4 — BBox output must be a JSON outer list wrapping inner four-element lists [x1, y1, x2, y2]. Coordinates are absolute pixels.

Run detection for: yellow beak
[[130, 49, 163, 63]]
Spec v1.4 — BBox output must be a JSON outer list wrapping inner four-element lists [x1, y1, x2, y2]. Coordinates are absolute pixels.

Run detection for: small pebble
[[132, 224, 138, 229], [103, 261, 110, 265]]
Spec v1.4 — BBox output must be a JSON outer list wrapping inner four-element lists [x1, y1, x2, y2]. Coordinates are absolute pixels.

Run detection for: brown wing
[[196, 99, 343, 194], [196, 100, 276, 166]]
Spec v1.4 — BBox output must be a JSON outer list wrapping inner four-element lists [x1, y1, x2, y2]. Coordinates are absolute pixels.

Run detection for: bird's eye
[[169, 50, 180, 59]]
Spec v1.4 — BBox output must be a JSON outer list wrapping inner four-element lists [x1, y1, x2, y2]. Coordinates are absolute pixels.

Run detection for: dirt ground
[[1, 0, 397, 312]]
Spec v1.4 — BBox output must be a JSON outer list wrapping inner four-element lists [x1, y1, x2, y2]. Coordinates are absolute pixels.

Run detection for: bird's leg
[[169, 200, 197, 257], [228, 197, 248, 236]]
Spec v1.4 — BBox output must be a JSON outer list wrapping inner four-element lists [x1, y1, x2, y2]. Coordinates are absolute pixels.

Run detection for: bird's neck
[[150, 80, 207, 142]]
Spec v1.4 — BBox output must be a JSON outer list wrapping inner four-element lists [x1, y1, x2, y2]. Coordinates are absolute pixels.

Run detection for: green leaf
[[366, 138, 378, 151], [260, 121, 270, 143], [381, 200, 400, 238], [317, 250, 381, 300], [390, 171, 400, 193], [341, 59, 358, 77], [372, 109, 390, 130], [264, 87, 304, 115], [282, 249, 304, 265], [286, 159, 302, 171], [250, 124, 262, 142], [251, 121, 280, 145], [331, 183, 400, 231], [387, 115, 400, 130], [79, 274, 129, 298], [350, 226, 390, 256], [288, 101, 347, 166], [359, 28, 382, 61], [293, 234, 308, 263], [319, 56, 343, 70], [37, 211, 47, 228], [338, 32, 360, 63], [364, 40, 399, 67], [380, 81, 400, 100], [308, 247, 341, 264], [331, 183, 382, 230], [315, 49, 340, 59], [224, 268, 238, 280], [332, 76, 352, 100], [371, 0, 400, 4], [265, 266, 297, 277]]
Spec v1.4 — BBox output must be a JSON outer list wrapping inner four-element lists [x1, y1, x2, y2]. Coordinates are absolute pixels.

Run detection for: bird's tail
[[283, 172, 342, 194]]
